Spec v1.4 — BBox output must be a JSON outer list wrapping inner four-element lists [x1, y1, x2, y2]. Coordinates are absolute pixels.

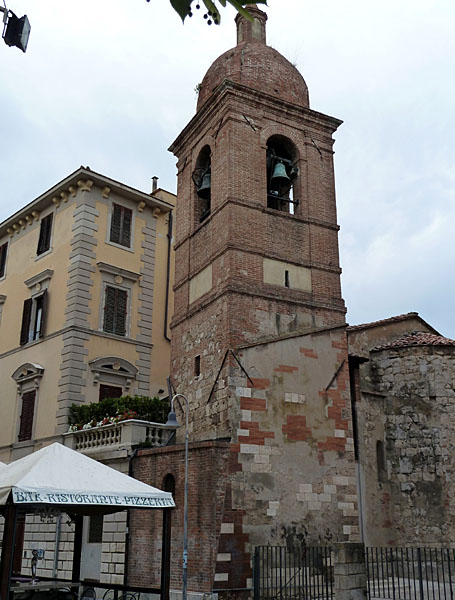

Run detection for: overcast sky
[[1, 0, 453, 337]]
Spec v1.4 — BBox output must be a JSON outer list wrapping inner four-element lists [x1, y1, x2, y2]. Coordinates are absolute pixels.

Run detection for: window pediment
[[89, 356, 137, 390], [24, 269, 54, 291], [12, 363, 44, 392], [97, 262, 140, 282]]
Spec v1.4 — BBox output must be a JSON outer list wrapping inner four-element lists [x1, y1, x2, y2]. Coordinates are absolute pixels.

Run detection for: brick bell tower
[[168, 4, 359, 594]]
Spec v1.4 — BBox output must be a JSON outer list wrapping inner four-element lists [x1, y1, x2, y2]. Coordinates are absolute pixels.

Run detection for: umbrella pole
[[71, 514, 83, 591], [160, 507, 172, 600], [0, 501, 17, 600]]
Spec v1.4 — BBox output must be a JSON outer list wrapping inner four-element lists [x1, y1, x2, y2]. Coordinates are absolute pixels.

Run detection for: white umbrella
[[0, 442, 174, 510]]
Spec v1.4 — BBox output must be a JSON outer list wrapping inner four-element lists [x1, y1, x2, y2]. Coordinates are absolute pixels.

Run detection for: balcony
[[63, 419, 175, 459]]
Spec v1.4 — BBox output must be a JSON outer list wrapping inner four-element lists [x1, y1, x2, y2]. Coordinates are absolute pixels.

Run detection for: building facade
[[0, 167, 176, 582]]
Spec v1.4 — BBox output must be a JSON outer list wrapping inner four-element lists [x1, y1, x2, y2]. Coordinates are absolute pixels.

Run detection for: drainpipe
[[164, 210, 173, 342]]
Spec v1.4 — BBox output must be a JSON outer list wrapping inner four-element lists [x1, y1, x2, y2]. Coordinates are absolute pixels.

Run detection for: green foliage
[[69, 395, 169, 428], [169, 0, 267, 25]]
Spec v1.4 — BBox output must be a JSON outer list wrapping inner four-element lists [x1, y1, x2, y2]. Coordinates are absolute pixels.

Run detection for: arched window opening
[[376, 440, 387, 482], [163, 473, 176, 498], [266, 136, 299, 213], [192, 146, 211, 223]]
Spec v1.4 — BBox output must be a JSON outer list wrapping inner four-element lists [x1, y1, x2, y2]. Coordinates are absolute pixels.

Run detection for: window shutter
[[18, 390, 36, 442], [0, 243, 7, 278], [114, 288, 127, 335], [110, 205, 122, 245], [103, 286, 127, 336], [38, 290, 48, 339], [20, 298, 32, 345], [103, 286, 116, 333], [37, 214, 52, 255], [120, 207, 132, 247], [99, 384, 123, 401]]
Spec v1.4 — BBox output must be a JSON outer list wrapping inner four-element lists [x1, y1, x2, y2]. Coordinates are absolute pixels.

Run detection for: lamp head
[[165, 410, 180, 428]]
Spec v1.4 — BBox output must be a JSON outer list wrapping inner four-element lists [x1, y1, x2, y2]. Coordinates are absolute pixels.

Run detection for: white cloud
[[0, 0, 454, 337]]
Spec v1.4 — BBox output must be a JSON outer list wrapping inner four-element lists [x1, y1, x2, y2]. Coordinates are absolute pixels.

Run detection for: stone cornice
[[169, 79, 343, 156], [25, 269, 54, 289], [0, 167, 175, 240], [171, 280, 346, 329]]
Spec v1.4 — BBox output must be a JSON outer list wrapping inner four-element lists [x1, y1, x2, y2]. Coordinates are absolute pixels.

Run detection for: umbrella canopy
[[0, 442, 174, 511]]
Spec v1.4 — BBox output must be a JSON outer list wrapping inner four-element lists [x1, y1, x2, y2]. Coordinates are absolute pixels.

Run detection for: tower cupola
[[196, 5, 309, 110]]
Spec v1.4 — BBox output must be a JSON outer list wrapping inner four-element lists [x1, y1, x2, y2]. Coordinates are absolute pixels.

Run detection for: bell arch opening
[[266, 135, 299, 213], [192, 145, 212, 224]]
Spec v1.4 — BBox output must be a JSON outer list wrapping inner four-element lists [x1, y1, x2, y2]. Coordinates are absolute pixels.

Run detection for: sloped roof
[[373, 332, 455, 352], [347, 312, 440, 335]]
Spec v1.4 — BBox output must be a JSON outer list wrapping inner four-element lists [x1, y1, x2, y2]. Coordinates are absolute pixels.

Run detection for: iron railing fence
[[366, 547, 455, 600], [254, 546, 334, 600]]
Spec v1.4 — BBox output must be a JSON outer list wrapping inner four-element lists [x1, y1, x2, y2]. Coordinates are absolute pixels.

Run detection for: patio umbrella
[[0, 443, 174, 600]]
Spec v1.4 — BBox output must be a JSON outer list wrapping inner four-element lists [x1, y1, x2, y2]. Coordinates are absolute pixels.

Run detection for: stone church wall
[[358, 345, 455, 546]]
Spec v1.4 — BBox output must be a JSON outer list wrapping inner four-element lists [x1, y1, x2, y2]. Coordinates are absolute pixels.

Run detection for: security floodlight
[[1, 4, 31, 52]]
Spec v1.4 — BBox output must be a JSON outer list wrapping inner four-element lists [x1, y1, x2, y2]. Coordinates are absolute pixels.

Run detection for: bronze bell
[[271, 161, 291, 190], [197, 171, 211, 200]]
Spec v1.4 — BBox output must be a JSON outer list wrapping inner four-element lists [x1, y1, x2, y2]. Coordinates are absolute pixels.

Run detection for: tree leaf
[[219, 0, 227, 6], [203, 0, 221, 22], [227, 0, 254, 19], [170, 0, 192, 22]]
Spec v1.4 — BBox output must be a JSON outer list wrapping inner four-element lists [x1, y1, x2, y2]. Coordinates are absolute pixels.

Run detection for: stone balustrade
[[63, 419, 175, 456]]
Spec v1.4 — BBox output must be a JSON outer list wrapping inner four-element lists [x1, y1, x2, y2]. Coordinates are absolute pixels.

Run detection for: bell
[[271, 161, 291, 192], [197, 171, 211, 200]]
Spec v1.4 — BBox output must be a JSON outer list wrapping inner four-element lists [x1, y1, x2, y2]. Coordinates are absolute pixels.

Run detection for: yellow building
[[0, 167, 176, 581], [0, 167, 175, 463]]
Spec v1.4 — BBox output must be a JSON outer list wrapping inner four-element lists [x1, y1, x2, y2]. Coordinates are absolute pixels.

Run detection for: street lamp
[[1, 2, 31, 52], [166, 393, 189, 600]]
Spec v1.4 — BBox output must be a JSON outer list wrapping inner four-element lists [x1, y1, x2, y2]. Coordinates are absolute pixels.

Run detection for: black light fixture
[[1, 4, 31, 52]]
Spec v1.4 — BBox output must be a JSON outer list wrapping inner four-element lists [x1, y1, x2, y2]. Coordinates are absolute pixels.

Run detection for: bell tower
[[170, 5, 346, 438], [168, 5, 358, 591]]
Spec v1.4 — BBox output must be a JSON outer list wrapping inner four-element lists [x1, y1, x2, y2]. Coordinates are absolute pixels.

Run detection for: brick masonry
[[152, 6, 360, 596]]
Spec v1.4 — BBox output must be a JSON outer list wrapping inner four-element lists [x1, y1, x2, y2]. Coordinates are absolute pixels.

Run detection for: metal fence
[[366, 547, 455, 600], [253, 546, 333, 600]]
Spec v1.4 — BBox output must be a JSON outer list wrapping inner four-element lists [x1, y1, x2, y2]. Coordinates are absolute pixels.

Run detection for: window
[[99, 384, 123, 401], [110, 204, 133, 248], [163, 474, 176, 496], [266, 136, 299, 213], [37, 213, 53, 255], [88, 515, 104, 544], [18, 390, 36, 442], [20, 290, 47, 345], [192, 145, 211, 223], [0, 242, 8, 278], [103, 286, 128, 336], [194, 355, 201, 376]]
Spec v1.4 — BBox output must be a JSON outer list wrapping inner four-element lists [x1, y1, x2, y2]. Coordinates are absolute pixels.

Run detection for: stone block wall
[[333, 543, 367, 600], [101, 512, 127, 584], [21, 514, 75, 580], [358, 345, 455, 545]]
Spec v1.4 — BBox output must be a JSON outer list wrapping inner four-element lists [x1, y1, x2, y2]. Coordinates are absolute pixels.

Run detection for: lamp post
[[166, 393, 189, 600]]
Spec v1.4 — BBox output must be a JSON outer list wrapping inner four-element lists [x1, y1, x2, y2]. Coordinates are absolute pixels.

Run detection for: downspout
[[164, 210, 173, 342]]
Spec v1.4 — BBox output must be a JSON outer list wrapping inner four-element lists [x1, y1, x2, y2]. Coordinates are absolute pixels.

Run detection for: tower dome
[[196, 5, 310, 111]]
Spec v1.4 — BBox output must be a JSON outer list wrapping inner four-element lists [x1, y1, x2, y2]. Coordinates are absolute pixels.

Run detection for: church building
[[128, 5, 360, 594]]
